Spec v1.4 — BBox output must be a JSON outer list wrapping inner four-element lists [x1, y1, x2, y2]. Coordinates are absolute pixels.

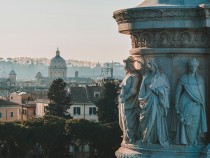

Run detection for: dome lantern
[[56, 48, 60, 56]]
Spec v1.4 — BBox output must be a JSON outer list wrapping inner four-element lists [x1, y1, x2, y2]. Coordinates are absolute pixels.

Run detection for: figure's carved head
[[189, 58, 199, 73], [147, 58, 158, 71], [123, 56, 135, 64], [123, 56, 136, 72]]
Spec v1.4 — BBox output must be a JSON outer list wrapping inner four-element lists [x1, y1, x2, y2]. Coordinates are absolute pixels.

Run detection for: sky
[[0, 0, 143, 63]]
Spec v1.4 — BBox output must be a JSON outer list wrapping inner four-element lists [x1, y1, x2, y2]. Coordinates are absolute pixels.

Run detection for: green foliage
[[0, 121, 33, 157], [96, 122, 121, 157], [65, 119, 121, 157], [46, 78, 72, 118], [0, 116, 69, 158], [96, 81, 119, 123], [65, 119, 101, 145], [0, 117, 121, 158], [23, 116, 68, 157]]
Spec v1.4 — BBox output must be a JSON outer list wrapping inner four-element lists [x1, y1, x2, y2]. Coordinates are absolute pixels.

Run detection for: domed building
[[48, 49, 67, 78]]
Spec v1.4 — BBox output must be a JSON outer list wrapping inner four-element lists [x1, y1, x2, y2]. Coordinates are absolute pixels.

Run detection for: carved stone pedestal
[[115, 147, 142, 158], [113, 0, 210, 158], [116, 143, 209, 158]]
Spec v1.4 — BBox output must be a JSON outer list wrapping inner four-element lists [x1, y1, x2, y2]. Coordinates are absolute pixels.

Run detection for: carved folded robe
[[139, 73, 170, 148], [175, 74, 207, 145], [119, 73, 140, 143]]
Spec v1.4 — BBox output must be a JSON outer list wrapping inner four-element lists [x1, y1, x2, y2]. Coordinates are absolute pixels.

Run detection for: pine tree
[[45, 78, 72, 118], [96, 81, 119, 123]]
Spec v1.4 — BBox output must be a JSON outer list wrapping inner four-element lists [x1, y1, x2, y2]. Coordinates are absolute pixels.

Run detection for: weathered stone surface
[[118, 56, 141, 144], [113, 7, 206, 33], [113, 0, 210, 157], [130, 29, 210, 48], [116, 143, 207, 158], [116, 147, 142, 158], [138, 0, 210, 7]]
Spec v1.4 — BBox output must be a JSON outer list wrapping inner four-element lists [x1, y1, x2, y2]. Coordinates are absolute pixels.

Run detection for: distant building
[[0, 99, 21, 122], [0, 69, 17, 93], [9, 91, 32, 105], [67, 85, 104, 158], [35, 99, 50, 118], [34, 49, 93, 87], [68, 86, 104, 121], [48, 49, 67, 78], [0, 88, 9, 100], [35, 72, 44, 80], [65, 71, 93, 86], [9, 69, 17, 87], [32, 86, 49, 99], [20, 102, 36, 121], [101, 62, 113, 79], [35, 85, 104, 122], [16, 80, 41, 88]]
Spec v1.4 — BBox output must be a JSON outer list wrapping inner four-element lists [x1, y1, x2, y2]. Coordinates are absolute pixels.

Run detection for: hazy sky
[[0, 0, 143, 63]]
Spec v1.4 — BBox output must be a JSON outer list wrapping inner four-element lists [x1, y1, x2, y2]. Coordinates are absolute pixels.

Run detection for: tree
[[24, 116, 68, 158], [96, 81, 119, 123], [45, 78, 72, 118], [65, 119, 121, 158]]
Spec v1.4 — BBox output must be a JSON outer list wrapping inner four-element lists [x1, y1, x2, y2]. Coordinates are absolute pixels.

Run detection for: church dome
[[49, 49, 67, 69]]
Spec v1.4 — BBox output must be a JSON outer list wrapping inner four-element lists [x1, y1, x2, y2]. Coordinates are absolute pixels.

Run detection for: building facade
[[20, 103, 36, 121], [0, 99, 21, 121], [35, 99, 50, 118]]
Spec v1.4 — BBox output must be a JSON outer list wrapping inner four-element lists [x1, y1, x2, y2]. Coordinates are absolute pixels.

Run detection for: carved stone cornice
[[113, 7, 205, 24], [130, 29, 210, 48]]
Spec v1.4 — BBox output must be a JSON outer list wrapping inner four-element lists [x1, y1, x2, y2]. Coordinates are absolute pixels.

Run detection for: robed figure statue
[[118, 56, 141, 144], [175, 58, 207, 145], [139, 59, 170, 148]]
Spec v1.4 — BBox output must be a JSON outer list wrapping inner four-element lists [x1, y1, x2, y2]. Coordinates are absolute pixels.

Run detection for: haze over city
[[0, 0, 142, 63]]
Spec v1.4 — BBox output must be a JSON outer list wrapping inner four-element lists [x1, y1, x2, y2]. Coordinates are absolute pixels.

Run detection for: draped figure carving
[[118, 56, 141, 144], [138, 59, 170, 148], [175, 58, 207, 145]]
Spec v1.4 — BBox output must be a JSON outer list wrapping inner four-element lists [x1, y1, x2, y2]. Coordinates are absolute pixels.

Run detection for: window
[[0, 113, 2, 118], [22, 109, 27, 115], [73, 107, 80, 115], [11, 112, 13, 117], [89, 107, 96, 115], [94, 92, 100, 98], [44, 106, 47, 114]]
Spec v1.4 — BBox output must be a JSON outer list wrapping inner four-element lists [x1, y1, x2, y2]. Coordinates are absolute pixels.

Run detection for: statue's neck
[[190, 72, 196, 77]]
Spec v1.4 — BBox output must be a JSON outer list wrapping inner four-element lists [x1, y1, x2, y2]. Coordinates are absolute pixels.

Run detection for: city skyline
[[0, 0, 143, 63]]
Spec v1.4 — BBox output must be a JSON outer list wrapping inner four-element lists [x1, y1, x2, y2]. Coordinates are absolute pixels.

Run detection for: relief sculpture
[[118, 56, 141, 144], [175, 58, 207, 145], [138, 59, 170, 148]]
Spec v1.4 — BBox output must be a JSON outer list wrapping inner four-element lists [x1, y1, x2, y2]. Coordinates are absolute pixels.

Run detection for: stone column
[[113, 1, 210, 157]]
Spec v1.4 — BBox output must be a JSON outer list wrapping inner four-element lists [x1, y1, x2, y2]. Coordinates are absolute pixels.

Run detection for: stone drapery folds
[[118, 58, 207, 147]]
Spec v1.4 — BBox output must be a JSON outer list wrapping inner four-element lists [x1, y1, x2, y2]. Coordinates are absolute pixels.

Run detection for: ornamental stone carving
[[131, 30, 209, 48], [114, 0, 210, 157], [113, 8, 205, 24]]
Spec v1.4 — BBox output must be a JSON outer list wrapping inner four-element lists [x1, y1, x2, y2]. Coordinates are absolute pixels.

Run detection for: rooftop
[[0, 99, 20, 107]]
